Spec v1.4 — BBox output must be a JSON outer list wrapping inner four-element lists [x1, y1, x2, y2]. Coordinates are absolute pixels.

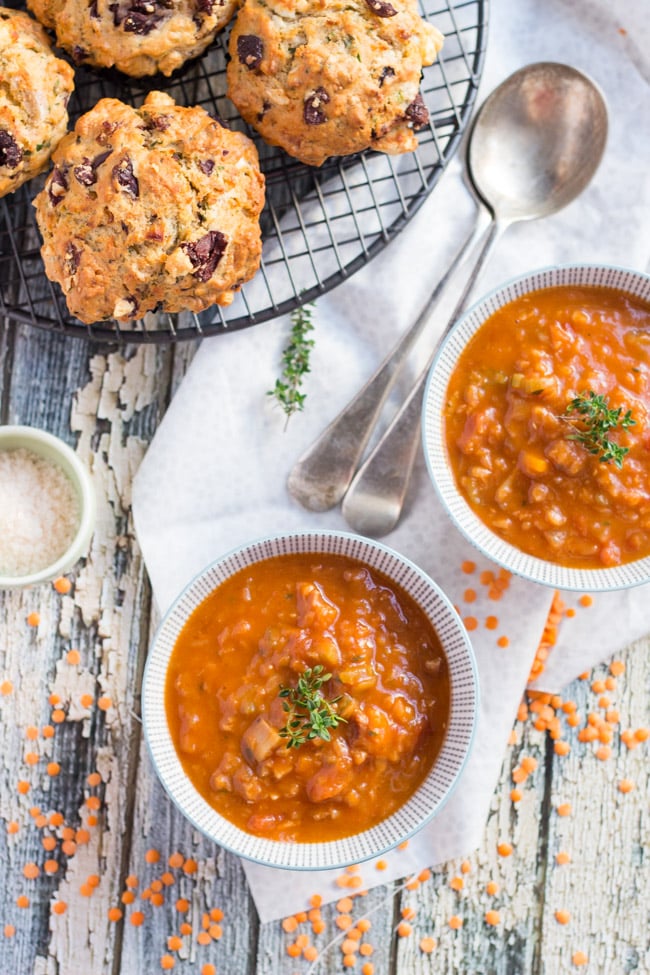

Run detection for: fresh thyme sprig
[[562, 390, 635, 469], [268, 303, 315, 426], [278, 665, 346, 749]]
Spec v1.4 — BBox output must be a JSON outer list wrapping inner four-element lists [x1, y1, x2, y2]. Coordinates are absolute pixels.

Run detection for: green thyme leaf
[[268, 303, 316, 426], [278, 664, 346, 749], [562, 390, 635, 469]]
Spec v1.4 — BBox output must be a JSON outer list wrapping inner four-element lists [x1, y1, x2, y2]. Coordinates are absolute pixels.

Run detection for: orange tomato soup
[[444, 285, 650, 568], [166, 553, 450, 842]]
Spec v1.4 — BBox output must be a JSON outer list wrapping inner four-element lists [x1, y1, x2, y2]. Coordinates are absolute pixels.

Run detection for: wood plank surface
[[0, 321, 648, 975]]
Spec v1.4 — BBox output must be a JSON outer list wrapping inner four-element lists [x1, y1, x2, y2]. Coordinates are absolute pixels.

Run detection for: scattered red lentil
[[461, 560, 476, 574], [449, 876, 464, 891], [497, 636, 510, 648], [578, 595, 593, 608], [160, 954, 175, 970], [397, 921, 412, 937], [485, 910, 501, 926], [375, 860, 387, 871], [556, 851, 571, 865], [27, 612, 41, 627], [572, 951, 589, 966], [448, 915, 463, 930], [486, 881, 499, 896], [16, 895, 30, 908], [52, 901, 67, 915], [97, 696, 112, 711], [555, 910, 571, 925], [419, 936, 436, 953], [201, 966, 216, 975], [618, 779, 635, 794], [23, 862, 40, 879], [497, 842, 513, 857], [108, 907, 123, 922], [130, 912, 145, 927], [7, 821, 19, 835], [557, 803, 572, 817], [51, 709, 66, 724], [1, 680, 14, 695], [3, 925, 15, 938], [66, 649, 81, 666]]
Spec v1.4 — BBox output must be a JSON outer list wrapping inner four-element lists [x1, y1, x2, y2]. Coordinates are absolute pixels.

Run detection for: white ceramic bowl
[[142, 530, 478, 871], [0, 425, 95, 588], [422, 264, 650, 592]]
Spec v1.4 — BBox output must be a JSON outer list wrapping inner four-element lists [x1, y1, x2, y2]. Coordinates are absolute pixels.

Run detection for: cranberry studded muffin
[[26, 0, 238, 77], [226, 0, 443, 168], [33, 92, 265, 325], [0, 7, 74, 198]]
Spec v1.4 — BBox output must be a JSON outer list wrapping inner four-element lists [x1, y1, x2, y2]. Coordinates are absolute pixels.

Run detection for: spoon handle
[[286, 208, 491, 512], [341, 217, 507, 537]]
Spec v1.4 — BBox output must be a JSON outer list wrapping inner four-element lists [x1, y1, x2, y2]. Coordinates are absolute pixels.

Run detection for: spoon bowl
[[468, 62, 608, 223]]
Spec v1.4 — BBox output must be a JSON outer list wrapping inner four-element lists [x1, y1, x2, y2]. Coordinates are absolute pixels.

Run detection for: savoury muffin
[[26, 0, 239, 77], [226, 0, 443, 168], [0, 7, 75, 198], [33, 91, 265, 324]]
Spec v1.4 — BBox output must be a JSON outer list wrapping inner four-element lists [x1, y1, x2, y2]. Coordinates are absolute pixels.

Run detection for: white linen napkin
[[132, 0, 650, 923]]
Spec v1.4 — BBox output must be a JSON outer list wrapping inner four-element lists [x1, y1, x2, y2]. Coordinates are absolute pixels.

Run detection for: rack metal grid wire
[[0, 0, 488, 344]]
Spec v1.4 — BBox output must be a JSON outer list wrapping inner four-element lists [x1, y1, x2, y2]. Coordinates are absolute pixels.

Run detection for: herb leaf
[[562, 390, 635, 469], [268, 303, 315, 426], [278, 664, 346, 749]]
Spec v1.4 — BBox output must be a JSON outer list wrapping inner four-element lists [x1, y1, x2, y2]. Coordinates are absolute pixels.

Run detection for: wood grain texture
[[0, 319, 648, 975]]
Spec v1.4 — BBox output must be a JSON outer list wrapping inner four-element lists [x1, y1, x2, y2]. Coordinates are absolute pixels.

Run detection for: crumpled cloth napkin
[[132, 0, 650, 923]]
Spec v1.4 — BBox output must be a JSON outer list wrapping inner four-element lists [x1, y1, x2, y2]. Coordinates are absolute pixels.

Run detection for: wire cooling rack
[[0, 0, 487, 343]]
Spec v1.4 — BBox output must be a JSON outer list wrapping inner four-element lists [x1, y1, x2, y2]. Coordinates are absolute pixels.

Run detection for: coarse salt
[[0, 447, 80, 577]]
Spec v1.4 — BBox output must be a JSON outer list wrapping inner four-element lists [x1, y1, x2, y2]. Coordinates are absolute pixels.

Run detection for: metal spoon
[[336, 62, 608, 535], [288, 63, 607, 517]]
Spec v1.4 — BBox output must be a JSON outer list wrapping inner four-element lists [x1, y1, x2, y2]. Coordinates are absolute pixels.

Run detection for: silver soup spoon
[[287, 62, 608, 534]]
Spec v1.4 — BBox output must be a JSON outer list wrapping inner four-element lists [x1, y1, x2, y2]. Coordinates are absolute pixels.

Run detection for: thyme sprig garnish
[[278, 665, 346, 749], [268, 303, 315, 426], [562, 390, 635, 469]]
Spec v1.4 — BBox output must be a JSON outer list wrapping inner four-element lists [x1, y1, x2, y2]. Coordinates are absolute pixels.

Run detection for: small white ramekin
[[0, 425, 96, 588]]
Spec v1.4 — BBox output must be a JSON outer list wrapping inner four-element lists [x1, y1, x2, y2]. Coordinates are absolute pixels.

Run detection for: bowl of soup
[[142, 530, 478, 870], [423, 264, 650, 591]]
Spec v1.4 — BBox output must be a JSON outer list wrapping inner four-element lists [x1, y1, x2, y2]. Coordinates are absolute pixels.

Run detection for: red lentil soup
[[444, 285, 650, 568], [165, 553, 450, 842]]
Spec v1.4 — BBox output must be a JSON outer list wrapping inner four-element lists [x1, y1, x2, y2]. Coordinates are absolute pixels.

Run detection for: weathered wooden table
[[0, 323, 648, 975]]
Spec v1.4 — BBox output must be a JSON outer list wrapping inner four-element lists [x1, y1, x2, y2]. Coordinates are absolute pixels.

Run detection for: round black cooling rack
[[0, 0, 488, 343]]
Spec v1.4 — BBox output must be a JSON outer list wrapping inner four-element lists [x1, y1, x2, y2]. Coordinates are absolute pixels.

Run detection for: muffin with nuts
[[0, 7, 75, 198], [226, 0, 443, 167], [33, 91, 265, 325], [27, 0, 239, 77]]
